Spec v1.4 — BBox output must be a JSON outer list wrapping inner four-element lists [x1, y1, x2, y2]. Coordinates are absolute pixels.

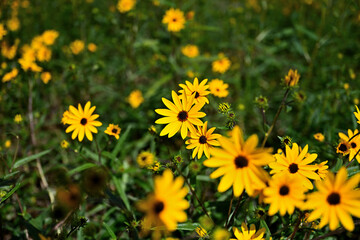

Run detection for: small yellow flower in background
[[64, 101, 102, 142], [315, 161, 328, 180], [185, 121, 221, 159], [212, 57, 231, 73], [87, 43, 97, 52], [313, 133, 324, 142], [162, 8, 186, 32], [303, 167, 360, 231], [186, 70, 195, 78], [70, 40, 85, 55], [349, 68, 356, 80], [181, 45, 199, 58], [354, 98, 359, 105], [42, 30, 59, 45], [354, 105, 360, 124], [128, 90, 144, 108], [14, 114, 23, 123], [2, 68, 18, 83], [343, 83, 349, 90], [212, 228, 230, 240], [338, 129, 360, 163], [137, 151, 155, 168], [0, 23, 7, 40], [117, 0, 136, 13], [137, 169, 189, 238], [209, 79, 229, 98], [61, 140, 69, 149], [179, 78, 210, 105], [264, 173, 306, 216], [284, 69, 300, 87], [41, 72, 52, 84], [195, 226, 208, 238], [155, 91, 206, 139], [1, 62, 7, 69], [5, 140, 11, 148], [18, 58, 43, 72], [1, 40, 19, 60], [230, 223, 265, 240], [186, 11, 195, 20], [21, 0, 30, 8], [36, 46, 52, 62], [6, 18, 20, 31], [104, 124, 121, 139], [203, 126, 273, 197], [269, 143, 320, 189], [147, 160, 160, 172]]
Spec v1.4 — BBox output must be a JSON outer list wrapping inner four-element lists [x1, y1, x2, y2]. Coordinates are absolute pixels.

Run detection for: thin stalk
[[15, 193, 30, 240], [9, 135, 19, 173], [261, 89, 290, 148], [225, 192, 234, 228], [94, 137, 102, 164], [226, 192, 243, 228], [174, 164, 213, 223], [345, 148, 360, 168], [289, 211, 304, 240], [312, 220, 360, 240]]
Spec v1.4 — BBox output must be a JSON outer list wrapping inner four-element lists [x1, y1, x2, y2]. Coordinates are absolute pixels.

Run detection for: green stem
[[94, 137, 102, 164], [225, 192, 234, 228], [226, 192, 243, 228], [289, 211, 304, 240]]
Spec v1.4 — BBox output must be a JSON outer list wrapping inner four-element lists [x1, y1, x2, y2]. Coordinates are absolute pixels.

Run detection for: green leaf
[[260, 219, 272, 240], [112, 176, 131, 211], [103, 222, 116, 240], [0, 183, 21, 204], [13, 149, 52, 169], [82, 147, 99, 162], [68, 163, 97, 175], [112, 125, 133, 158], [176, 222, 201, 231]]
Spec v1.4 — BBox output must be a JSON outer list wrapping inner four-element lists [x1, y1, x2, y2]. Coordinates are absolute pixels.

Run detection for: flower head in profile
[[303, 167, 360, 231], [354, 105, 360, 124], [203, 126, 273, 197], [128, 90, 144, 108], [269, 143, 320, 189], [41, 72, 51, 84], [315, 161, 328, 180], [137, 151, 155, 168], [41, 30, 59, 45], [162, 8, 186, 32], [230, 223, 265, 240], [0, 23, 7, 40], [65, 101, 102, 142], [179, 78, 210, 105], [284, 69, 300, 87], [137, 169, 189, 238], [185, 121, 221, 159], [104, 124, 121, 139], [117, 0, 136, 13], [313, 133, 325, 142], [338, 129, 360, 163], [14, 114, 22, 123], [70, 40, 85, 55], [155, 91, 205, 139], [181, 45, 199, 58], [212, 57, 231, 73], [209, 79, 229, 98], [264, 173, 306, 216], [195, 226, 208, 238]]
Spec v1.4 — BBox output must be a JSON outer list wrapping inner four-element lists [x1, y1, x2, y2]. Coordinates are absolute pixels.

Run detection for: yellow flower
[[2, 68, 18, 83], [181, 45, 199, 58], [212, 228, 230, 240], [155, 91, 205, 139], [338, 129, 360, 163], [117, 0, 136, 13], [61, 110, 72, 125], [284, 69, 300, 87], [313, 133, 324, 142], [354, 105, 360, 124], [65, 101, 102, 142], [128, 90, 144, 108], [195, 226, 208, 237], [344, 83, 350, 90], [162, 8, 186, 32], [41, 72, 52, 84], [42, 30, 59, 45], [230, 223, 265, 240], [303, 167, 360, 231], [137, 151, 155, 168], [1, 41, 19, 59], [336, 141, 350, 156], [315, 161, 328, 180], [269, 143, 320, 189], [185, 121, 221, 159], [87, 43, 97, 52], [212, 57, 231, 73], [0, 23, 7, 40], [137, 169, 189, 238], [36, 46, 52, 62], [31, 36, 44, 50], [6, 18, 20, 31], [203, 126, 273, 197], [61, 140, 69, 149], [5, 140, 11, 148], [147, 160, 161, 172], [179, 78, 210, 105], [209, 79, 229, 98], [186, 11, 195, 20], [104, 124, 121, 139], [70, 40, 85, 55], [264, 173, 306, 216], [18, 58, 43, 72], [14, 114, 23, 123]]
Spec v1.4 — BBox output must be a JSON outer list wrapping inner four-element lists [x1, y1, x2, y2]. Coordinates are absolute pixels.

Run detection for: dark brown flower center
[[199, 136, 207, 144], [177, 111, 188, 122], [279, 185, 289, 196], [315, 169, 319, 174], [194, 91, 200, 98], [234, 156, 248, 168], [141, 156, 147, 162], [80, 118, 87, 125], [153, 201, 164, 214], [289, 163, 299, 173], [172, 18, 177, 22], [351, 142, 357, 148], [112, 129, 118, 134], [284, 139, 290, 144], [339, 143, 348, 152], [327, 192, 340, 205]]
